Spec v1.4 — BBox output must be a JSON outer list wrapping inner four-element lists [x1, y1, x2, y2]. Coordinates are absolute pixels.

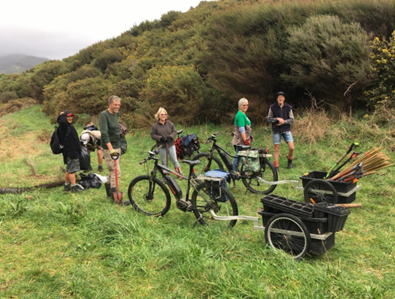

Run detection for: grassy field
[[0, 106, 394, 298]]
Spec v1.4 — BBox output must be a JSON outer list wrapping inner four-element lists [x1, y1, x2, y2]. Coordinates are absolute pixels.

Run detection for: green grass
[[0, 106, 394, 298]]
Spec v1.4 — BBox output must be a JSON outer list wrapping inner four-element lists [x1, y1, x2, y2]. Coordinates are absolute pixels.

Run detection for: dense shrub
[[282, 15, 371, 107], [364, 31, 395, 108]]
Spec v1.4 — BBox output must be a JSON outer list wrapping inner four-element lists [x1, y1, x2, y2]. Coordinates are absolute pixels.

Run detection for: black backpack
[[180, 133, 200, 157], [50, 126, 68, 154]]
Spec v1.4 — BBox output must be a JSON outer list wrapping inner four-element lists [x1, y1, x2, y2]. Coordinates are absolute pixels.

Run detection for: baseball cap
[[81, 133, 90, 145], [64, 110, 75, 117]]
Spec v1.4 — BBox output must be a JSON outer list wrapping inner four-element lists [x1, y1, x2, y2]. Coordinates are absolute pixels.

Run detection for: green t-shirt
[[234, 110, 251, 128], [99, 110, 121, 150]]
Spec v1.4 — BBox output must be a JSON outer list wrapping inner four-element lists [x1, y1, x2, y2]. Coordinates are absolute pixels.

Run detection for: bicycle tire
[[241, 158, 278, 194], [127, 175, 171, 216], [304, 179, 338, 204], [191, 153, 224, 178], [191, 183, 238, 228], [265, 213, 311, 259]]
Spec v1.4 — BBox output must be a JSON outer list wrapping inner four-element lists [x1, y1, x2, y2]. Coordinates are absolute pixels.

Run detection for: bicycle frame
[[146, 155, 202, 202], [206, 138, 237, 172]]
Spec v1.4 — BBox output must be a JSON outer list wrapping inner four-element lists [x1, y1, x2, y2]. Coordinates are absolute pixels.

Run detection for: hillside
[[1, 0, 395, 128], [0, 105, 394, 298], [0, 54, 49, 74]]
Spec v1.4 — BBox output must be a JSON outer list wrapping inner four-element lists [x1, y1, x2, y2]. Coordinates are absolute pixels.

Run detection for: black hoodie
[[57, 112, 81, 164]]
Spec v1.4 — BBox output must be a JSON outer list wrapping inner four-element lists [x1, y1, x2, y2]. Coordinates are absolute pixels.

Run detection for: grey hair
[[108, 95, 121, 104], [238, 97, 248, 109]]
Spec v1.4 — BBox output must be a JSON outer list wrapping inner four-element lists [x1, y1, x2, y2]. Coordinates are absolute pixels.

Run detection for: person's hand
[[165, 136, 172, 143], [276, 118, 285, 126], [110, 149, 118, 157], [244, 139, 251, 146], [160, 137, 166, 143]]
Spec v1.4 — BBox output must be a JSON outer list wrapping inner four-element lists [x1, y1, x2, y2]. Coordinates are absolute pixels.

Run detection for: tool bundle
[[326, 146, 393, 182]]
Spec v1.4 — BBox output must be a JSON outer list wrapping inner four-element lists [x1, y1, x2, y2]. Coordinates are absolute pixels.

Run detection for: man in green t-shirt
[[99, 95, 129, 206]]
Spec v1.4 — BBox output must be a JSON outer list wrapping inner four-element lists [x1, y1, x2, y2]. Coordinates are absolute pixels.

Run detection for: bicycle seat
[[177, 129, 183, 135], [239, 145, 251, 150], [182, 160, 201, 166]]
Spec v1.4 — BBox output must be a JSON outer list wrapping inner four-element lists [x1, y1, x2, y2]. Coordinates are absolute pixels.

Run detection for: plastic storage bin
[[300, 171, 358, 203], [313, 202, 350, 232], [261, 195, 314, 218]]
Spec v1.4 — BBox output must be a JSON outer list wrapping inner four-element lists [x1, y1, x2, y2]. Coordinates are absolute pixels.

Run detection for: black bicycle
[[192, 132, 278, 195], [127, 148, 239, 227]]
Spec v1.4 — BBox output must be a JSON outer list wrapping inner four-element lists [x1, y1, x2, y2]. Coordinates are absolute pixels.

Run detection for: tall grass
[[0, 106, 394, 298]]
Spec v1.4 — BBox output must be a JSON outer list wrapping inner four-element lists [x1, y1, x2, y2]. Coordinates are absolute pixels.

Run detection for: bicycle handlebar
[[206, 132, 219, 144], [139, 146, 162, 165]]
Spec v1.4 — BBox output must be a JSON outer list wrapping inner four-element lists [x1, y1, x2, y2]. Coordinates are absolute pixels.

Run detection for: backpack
[[50, 126, 68, 155], [180, 133, 200, 157], [175, 137, 184, 159]]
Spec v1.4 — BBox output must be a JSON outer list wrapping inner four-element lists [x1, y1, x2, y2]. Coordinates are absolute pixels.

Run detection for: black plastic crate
[[258, 210, 328, 234], [309, 233, 335, 255], [313, 202, 350, 232], [300, 171, 357, 193], [261, 195, 314, 218]]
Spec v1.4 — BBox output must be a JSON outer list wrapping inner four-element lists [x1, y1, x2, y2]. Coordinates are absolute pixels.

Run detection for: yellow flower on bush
[[364, 114, 369, 119]]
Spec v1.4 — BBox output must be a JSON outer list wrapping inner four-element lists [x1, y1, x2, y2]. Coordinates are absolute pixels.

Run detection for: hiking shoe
[[70, 184, 86, 193], [287, 160, 294, 169], [121, 200, 131, 206], [98, 166, 103, 172], [63, 183, 71, 193]]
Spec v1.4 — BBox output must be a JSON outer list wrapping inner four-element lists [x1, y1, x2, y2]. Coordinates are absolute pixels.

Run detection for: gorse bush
[[282, 14, 371, 107], [2, 0, 395, 127], [364, 31, 395, 108]]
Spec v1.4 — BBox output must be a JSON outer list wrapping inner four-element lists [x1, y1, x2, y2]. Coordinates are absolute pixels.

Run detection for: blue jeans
[[159, 145, 180, 168], [272, 131, 294, 145], [232, 145, 242, 171]]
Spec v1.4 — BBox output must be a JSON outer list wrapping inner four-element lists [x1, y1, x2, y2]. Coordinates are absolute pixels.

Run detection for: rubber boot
[[105, 183, 111, 198], [287, 155, 294, 169], [274, 160, 279, 173]]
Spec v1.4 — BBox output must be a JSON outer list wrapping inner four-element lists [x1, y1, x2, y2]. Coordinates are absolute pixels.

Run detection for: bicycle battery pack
[[166, 176, 183, 198], [219, 151, 232, 169]]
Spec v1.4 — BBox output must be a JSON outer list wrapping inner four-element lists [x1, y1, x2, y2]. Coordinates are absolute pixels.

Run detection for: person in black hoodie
[[57, 110, 85, 193]]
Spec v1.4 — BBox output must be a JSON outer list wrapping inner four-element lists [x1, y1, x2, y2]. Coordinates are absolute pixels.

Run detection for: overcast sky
[[0, 0, 216, 60]]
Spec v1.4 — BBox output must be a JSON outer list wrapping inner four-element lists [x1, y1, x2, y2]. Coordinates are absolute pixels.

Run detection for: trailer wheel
[[304, 179, 338, 204], [265, 213, 311, 259]]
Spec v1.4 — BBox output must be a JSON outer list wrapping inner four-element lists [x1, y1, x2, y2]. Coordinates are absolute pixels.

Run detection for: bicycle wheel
[[191, 153, 224, 178], [127, 175, 171, 216], [265, 213, 311, 259], [191, 183, 238, 228], [241, 158, 278, 194], [304, 179, 338, 204]]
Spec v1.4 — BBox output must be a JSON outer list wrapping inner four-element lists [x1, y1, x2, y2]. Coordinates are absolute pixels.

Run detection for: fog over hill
[[0, 54, 49, 74]]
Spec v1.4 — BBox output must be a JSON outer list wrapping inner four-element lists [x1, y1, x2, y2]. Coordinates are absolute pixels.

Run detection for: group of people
[[232, 91, 294, 173], [56, 91, 294, 204]]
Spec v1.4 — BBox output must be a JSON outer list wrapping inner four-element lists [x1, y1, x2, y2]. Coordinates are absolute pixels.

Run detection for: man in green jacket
[[99, 95, 130, 206]]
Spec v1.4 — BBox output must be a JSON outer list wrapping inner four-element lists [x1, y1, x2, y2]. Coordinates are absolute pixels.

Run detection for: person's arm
[[99, 113, 113, 150], [150, 123, 163, 142], [284, 109, 295, 125], [267, 107, 278, 123], [235, 112, 248, 144]]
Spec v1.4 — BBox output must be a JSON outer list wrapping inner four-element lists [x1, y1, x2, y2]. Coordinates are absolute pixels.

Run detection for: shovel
[[111, 152, 123, 204]]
